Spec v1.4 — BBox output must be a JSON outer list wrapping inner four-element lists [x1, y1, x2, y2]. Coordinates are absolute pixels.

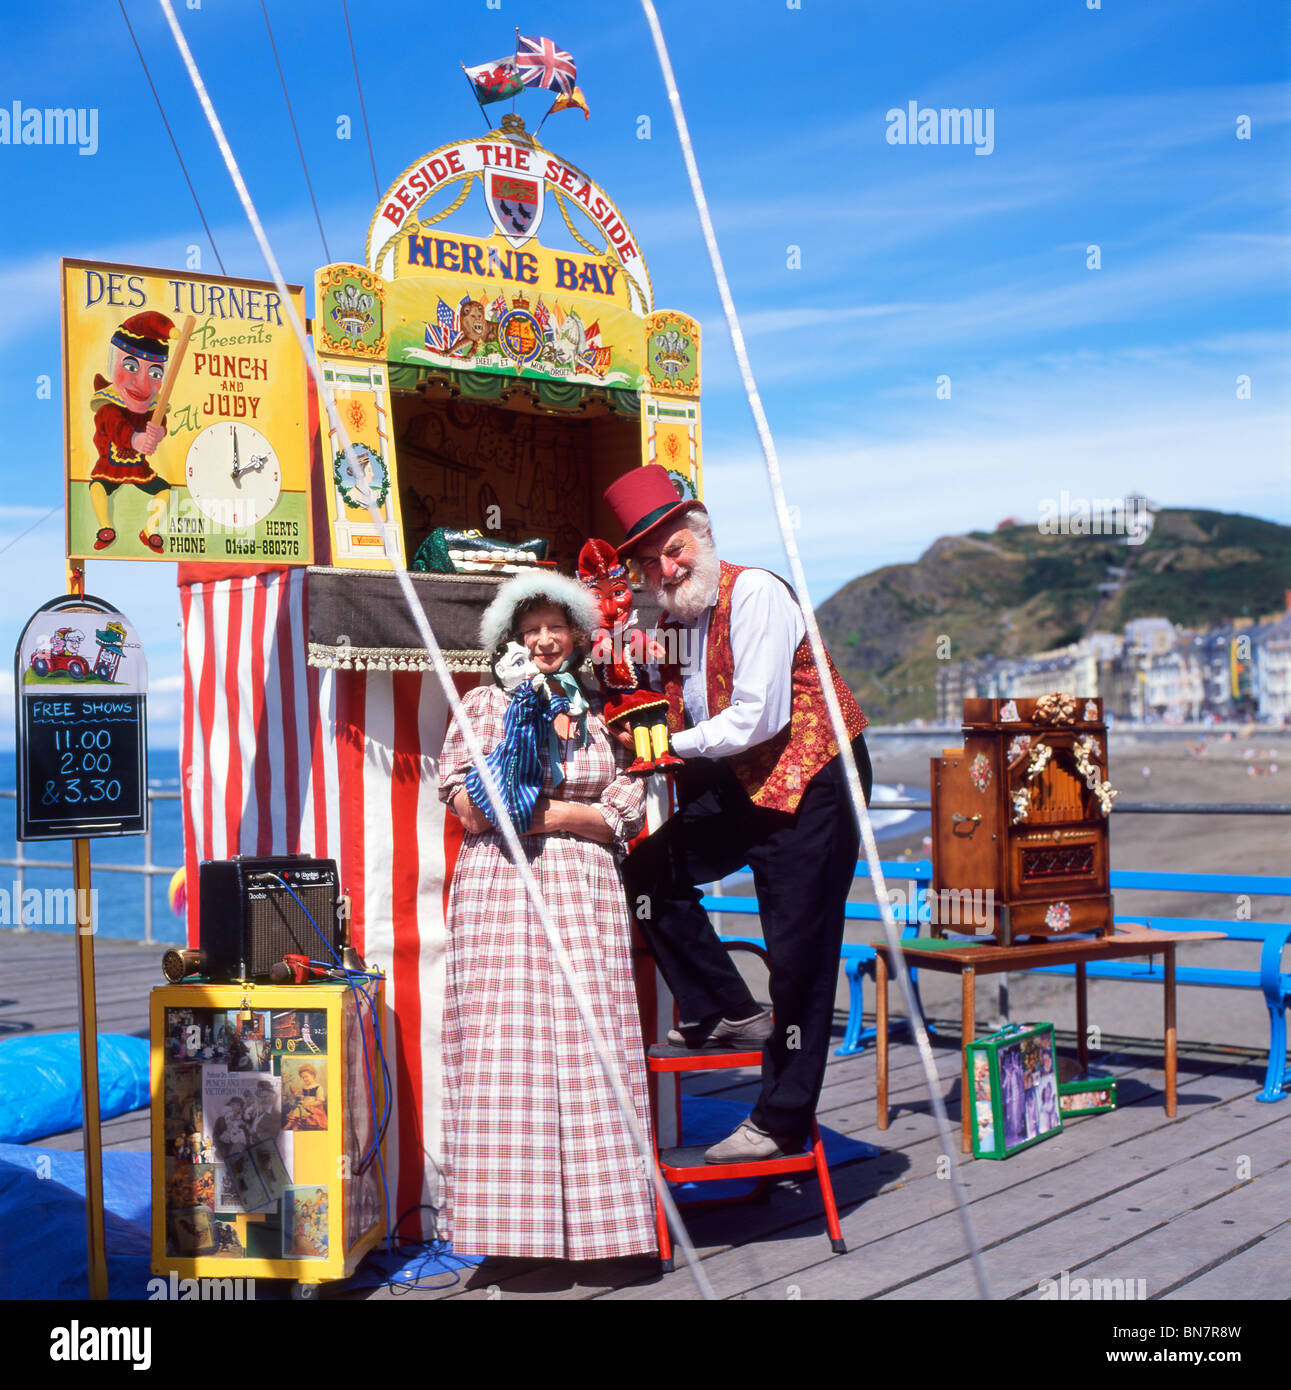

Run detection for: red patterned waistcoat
[[659, 561, 867, 813]]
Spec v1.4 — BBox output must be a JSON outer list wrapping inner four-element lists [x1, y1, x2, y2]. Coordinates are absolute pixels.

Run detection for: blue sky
[[1, 0, 1288, 746]]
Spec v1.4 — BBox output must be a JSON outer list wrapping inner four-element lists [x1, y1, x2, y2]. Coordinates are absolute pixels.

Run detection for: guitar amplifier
[[198, 855, 342, 982]]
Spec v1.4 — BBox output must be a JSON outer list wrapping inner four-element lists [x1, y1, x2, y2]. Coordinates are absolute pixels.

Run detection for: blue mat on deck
[[0, 1033, 150, 1144], [0, 1144, 152, 1300]]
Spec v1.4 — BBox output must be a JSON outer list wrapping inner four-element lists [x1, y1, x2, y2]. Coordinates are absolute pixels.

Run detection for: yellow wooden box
[[150, 977, 386, 1290]]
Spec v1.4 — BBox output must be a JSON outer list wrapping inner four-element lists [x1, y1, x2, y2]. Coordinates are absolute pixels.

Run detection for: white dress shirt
[[667, 568, 806, 760]]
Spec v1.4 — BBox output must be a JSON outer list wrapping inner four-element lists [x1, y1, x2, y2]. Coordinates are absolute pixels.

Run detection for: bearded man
[[603, 466, 873, 1163]]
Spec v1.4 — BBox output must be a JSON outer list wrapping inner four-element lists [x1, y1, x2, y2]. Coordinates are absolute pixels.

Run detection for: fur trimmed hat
[[478, 569, 603, 655]]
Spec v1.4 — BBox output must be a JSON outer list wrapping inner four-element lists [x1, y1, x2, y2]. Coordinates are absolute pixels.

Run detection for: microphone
[[268, 954, 336, 985]]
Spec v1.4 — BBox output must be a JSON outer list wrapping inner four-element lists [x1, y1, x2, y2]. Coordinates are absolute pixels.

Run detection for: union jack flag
[[516, 34, 576, 94], [489, 292, 508, 321], [533, 298, 551, 335]]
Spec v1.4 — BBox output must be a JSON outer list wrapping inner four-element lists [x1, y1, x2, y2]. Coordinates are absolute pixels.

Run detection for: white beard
[[654, 536, 721, 623]]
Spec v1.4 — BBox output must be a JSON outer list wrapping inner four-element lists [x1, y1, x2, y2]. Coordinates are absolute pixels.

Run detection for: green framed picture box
[[966, 1022, 1063, 1159], [1057, 1059, 1117, 1117]]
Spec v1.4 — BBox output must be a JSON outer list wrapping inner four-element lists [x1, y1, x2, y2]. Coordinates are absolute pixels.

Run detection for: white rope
[[157, 0, 716, 1301], [638, 0, 994, 1299]]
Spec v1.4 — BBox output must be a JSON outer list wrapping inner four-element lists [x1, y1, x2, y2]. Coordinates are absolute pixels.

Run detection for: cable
[[262, 874, 390, 1180], [637, 0, 994, 1300], [118, 0, 226, 276], [341, 0, 382, 200], [0, 505, 59, 558], [159, 0, 704, 1300], [260, 0, 331, 263]]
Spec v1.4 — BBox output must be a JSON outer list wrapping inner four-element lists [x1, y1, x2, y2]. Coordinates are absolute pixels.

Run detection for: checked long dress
[[438, 682, 657, 1260]]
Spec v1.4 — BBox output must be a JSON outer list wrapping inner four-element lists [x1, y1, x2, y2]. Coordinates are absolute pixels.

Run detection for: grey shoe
[[705, 1121, 783, 1164], [665, 1009, 773, 1050]]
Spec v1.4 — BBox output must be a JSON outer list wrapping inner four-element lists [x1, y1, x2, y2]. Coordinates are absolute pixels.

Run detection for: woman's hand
[[522, 797, 614, 844], [599, 715, 637, 753], [451, 788, 492, 836]]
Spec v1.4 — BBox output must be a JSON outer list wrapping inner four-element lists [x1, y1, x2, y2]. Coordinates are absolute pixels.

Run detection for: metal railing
[[0, 789, 182, 946]]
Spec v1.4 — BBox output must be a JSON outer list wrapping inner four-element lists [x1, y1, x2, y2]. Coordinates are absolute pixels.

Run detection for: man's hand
[[131, 422, 165, 455], [451, 788, 491, 835]]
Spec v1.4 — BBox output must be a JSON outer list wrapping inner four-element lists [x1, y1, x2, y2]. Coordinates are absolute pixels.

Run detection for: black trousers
[[623, 735, 871, 1150]]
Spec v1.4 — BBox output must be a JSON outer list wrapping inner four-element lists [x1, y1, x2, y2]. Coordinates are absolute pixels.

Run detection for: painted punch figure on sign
[[604, 465, 872, 1164], [88, 311, 175, 553]]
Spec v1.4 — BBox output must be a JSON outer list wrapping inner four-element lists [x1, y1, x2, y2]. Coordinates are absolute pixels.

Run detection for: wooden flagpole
[[65, 558, 108, 1301]]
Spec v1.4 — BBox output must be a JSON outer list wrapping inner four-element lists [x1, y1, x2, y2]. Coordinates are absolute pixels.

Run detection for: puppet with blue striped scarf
[[463, 641, 590, 832]]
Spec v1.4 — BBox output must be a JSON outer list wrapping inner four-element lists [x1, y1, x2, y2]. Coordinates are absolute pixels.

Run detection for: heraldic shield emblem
[[485, 167, 544, 247]]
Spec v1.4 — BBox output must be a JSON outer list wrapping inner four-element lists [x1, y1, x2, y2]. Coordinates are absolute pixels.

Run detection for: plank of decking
[[38, 1109, 151, 1152], [1163, 1221, 1291, 1300], [0, 933, 157, 1039]]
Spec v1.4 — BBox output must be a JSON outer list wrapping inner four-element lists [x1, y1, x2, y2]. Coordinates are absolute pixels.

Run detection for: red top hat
[[603, 465, 704, 558]]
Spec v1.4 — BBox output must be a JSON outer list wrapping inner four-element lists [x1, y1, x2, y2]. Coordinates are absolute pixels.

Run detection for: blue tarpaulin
[[0, 1144, 152, 1299], [0, 1032, 150, 1144]]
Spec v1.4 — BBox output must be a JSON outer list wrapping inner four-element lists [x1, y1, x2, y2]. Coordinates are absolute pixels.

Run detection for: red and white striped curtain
[[179, 566, 475, 1238]]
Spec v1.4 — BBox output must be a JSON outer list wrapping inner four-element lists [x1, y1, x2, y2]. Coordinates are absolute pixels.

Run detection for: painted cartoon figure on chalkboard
[[87, 311, 175, 554], [29, 628, 90, 681]]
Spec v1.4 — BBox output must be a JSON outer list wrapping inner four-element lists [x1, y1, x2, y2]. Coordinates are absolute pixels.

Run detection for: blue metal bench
[[701, 859, 934, 1058], [1024, 870, 1291, 1104]]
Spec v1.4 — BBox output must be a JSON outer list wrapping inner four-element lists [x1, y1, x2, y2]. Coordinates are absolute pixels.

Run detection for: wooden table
[[873, 926, 1225, 1154]]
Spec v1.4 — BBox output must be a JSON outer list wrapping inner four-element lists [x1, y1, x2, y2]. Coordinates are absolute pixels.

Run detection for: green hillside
[[818, 508, 1291, 724]]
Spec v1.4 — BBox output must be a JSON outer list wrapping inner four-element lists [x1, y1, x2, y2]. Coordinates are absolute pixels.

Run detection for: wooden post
[[875, 951, 888, 1130], [67, 559, 108, 1299], [1164, 946, 1177, 1118], [1075, 961, 1089, 1072], [961, 968, 975, 1154]]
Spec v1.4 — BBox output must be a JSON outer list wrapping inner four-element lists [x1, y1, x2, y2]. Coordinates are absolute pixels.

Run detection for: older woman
[[438, 571, 656, 1263]]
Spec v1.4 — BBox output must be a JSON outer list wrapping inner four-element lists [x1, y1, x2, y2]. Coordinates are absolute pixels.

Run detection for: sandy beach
[[727, 729, 1290, 1056]]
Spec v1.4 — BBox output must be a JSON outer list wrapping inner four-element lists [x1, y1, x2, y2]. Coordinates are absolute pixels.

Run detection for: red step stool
[[646, 1042, 847, 1272]]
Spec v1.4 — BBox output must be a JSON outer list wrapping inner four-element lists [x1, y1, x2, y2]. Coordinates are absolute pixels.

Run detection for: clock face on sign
[[184, 422, 282, 529]]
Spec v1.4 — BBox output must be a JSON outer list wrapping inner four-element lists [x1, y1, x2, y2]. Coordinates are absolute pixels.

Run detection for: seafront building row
[[938, 598, 1291, 724]]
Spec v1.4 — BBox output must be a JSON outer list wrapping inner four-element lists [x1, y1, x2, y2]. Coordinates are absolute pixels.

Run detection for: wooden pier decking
[[4, 929, 1288, 1300]]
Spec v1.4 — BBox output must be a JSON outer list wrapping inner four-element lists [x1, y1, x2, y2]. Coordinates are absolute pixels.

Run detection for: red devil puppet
[[577, 538, 683, 777]]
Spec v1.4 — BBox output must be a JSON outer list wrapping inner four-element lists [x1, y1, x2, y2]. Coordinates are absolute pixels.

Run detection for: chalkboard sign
[[15, 595, 148, 841]]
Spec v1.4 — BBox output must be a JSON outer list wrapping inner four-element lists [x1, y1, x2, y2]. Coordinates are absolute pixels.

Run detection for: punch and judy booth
[[170, 116, 704, 1231]]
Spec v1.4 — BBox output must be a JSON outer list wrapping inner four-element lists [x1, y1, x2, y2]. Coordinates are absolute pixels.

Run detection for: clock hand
[[232, 426, 240, 472]]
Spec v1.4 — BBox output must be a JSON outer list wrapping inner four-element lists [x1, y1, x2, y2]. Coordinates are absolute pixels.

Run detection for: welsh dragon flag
[[463, 57, 524, 104]]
